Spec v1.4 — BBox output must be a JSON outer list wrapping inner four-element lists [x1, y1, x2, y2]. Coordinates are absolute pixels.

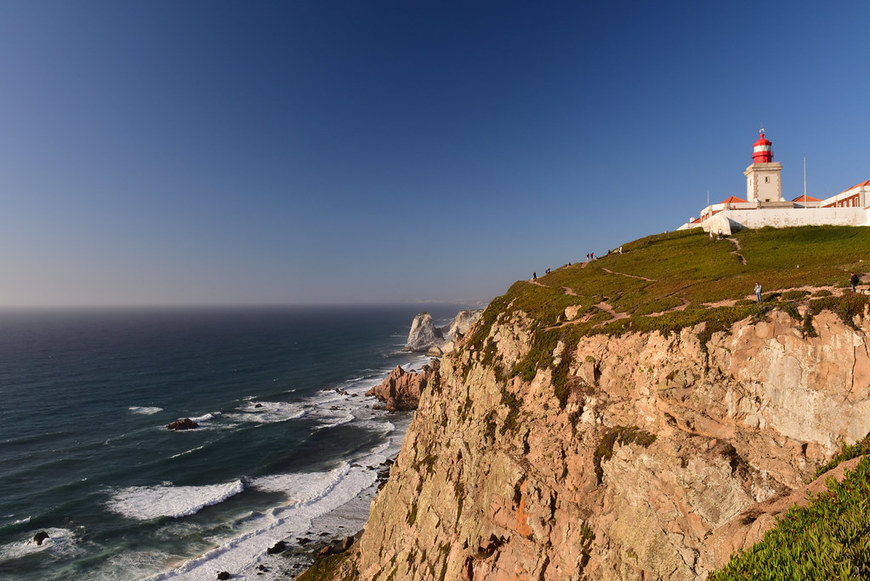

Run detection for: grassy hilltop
[[466, 225, 870, 580], [476, 224, 870, 335], [468, 225, 870, 409]]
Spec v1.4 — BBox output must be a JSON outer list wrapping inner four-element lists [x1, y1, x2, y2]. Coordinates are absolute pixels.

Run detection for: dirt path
[[702, 284, 848, 307], [645, 298, 690, 317], [593, 301, 630, 323], [725, 237, 747, 265], [600, 267, 656, 282]]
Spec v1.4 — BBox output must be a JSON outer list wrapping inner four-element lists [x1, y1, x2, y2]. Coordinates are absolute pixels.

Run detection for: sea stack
[[403, 310, 482, 356]]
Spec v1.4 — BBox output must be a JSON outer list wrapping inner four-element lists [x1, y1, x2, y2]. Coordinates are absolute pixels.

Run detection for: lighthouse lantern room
[[744, 129, 783, 203]]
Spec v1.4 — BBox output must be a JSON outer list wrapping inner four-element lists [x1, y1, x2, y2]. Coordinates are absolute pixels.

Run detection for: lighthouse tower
[[744, 129, 783, 203]]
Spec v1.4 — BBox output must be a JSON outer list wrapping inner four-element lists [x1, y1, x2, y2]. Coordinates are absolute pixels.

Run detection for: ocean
[[0, 305, 465, 580]]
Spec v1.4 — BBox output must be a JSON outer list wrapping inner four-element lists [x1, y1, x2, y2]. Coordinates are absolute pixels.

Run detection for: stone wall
[[701, 206, 867, 234]]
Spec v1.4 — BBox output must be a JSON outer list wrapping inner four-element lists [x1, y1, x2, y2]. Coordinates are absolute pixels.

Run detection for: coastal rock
[[341, 535, 355, 551], [266, 540, 285, 554], [216, 572, 230, 580], [341, 307, 870, 580], [32, 531, 49, 546], [365, 360, 439, 411], [166, 418, 199, 431], [403, 313, 443, 352], [403, 310, 483, 355], [444, 309, 483, 340]]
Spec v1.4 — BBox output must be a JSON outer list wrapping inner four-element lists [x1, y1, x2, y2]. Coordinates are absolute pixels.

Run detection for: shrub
[[593, 426, 657, 484], [781, 289, 811, 300], [808, 294, 870, 329], [500, 390, 522, 434], [709, 457, 870, 580], [814, 432, 870, 479], [297, 552, 357, 581]]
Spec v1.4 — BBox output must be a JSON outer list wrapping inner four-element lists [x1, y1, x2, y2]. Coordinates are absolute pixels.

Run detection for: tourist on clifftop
[[755, 282, 762, 304], [851, 272, 860, 293]]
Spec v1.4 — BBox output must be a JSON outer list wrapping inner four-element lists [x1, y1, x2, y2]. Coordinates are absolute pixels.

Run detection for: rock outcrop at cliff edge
[[336, 308, 870, 580], [404, 310, 482, 355], [403, 313, 443, 353], [366, 360, 439, 411]]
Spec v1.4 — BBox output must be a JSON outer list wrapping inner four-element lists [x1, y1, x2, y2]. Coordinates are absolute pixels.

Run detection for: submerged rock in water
[[166, 418, 199, 431], [33, 531, 49, 545]]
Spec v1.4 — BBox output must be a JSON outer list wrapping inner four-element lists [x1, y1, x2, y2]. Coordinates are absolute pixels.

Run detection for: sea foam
[[106, 481, 245, 521], [146, 464, 377, 580], [0, 527, 79, 564], [129, 406, 163, 415], [250, 464, 348, 497], [225, 400, 306, 424]]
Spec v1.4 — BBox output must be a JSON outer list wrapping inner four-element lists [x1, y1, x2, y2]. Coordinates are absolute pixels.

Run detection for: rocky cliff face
[[340, 307, 870, 580]]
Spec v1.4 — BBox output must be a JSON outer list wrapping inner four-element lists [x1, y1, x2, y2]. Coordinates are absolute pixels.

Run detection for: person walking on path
[[755, 282, 762, 304], [851, 272, 860, 293]]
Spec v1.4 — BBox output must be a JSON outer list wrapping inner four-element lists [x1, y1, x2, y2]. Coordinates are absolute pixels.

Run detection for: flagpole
[[803, 155, 807, 197]]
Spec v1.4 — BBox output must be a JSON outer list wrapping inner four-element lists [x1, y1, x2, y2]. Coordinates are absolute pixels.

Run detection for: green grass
[[550, 226, 870, 311], [709, 456, 870, 580], [814, 433, 870, 479], [709, 435, 870, 579], [474, 227, 870, 338], [465, 226, 870, 405], [296, 551, 358, 581]]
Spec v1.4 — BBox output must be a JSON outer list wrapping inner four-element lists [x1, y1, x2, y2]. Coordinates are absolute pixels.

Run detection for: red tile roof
[[836, 180, 870, 196], [720, 195, 747, 204], [792, 194, 821, 202]]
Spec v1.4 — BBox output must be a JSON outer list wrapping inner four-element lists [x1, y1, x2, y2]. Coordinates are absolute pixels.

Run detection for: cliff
[[316, 226, 870, 580]]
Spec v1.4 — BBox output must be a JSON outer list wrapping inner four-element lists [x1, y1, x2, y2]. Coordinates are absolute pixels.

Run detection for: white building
[[680, 131, 870, 234]]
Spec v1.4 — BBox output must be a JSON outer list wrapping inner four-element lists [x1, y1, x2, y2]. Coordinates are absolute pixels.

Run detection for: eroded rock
[[365, 360, 439, 411], [403, 310, 482, 355], [166, 418, 199, 431]]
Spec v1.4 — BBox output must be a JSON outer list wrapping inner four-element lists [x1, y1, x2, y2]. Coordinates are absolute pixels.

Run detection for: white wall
[[701, 207, 867, 232]]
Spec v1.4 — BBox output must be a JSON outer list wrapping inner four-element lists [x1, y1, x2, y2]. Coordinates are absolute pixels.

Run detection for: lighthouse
[[744, 129, 783, 203]]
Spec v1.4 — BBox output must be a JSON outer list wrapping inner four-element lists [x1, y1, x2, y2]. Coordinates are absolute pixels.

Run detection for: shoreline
[[146, 359, 423, 581], [238, 415, 410, 579]]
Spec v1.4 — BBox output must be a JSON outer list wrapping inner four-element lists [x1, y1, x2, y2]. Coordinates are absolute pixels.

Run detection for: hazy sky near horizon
[[1, 1, 869, 307]]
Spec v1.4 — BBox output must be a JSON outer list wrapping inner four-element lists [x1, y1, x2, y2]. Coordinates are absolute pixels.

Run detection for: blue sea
[[0, 305, 464, 580]]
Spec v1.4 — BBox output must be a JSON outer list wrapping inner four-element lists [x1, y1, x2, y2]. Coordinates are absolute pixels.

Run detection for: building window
[[765, 177, 770, 183]]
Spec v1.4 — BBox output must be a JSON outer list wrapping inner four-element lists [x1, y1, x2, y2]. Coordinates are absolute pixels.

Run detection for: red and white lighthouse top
[[752, 130, 773, 164]]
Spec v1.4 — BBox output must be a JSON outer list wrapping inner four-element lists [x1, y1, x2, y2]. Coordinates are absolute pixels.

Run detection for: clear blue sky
[[1, 1, 868, 307]]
